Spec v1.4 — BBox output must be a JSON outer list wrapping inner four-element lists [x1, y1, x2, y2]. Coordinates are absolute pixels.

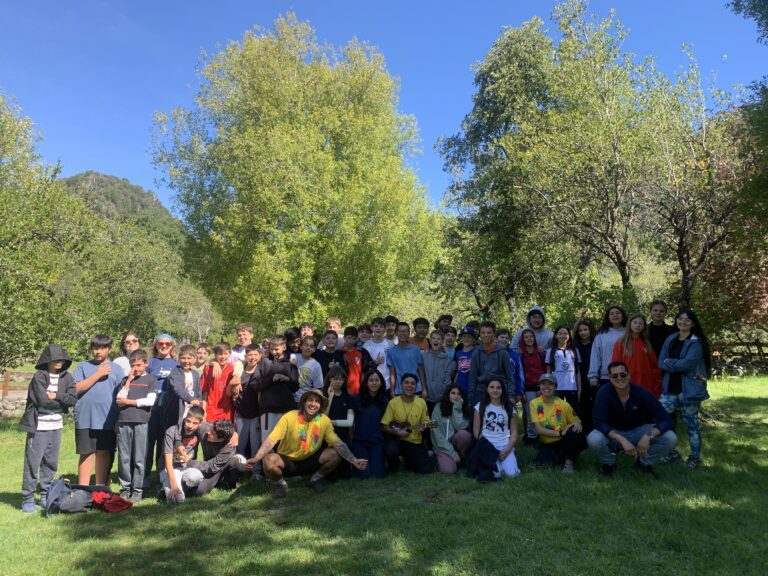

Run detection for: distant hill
[[62, 171, 188, 250]]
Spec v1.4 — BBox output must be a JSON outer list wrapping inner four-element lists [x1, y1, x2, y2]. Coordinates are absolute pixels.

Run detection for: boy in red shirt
[[341, 326, 374, 396], [201, 342, 236, 422]]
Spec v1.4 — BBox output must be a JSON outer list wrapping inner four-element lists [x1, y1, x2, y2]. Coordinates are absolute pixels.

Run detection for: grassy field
[[0, 379, 765, 576]]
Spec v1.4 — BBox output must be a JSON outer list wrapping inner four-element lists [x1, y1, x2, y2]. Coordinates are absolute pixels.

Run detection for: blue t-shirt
[[148, 357, 180, 395], [353, 395, 387, 443], [73, 360, 125, 430], [386, 344, 424, 395], [453, 347, 474, 395]]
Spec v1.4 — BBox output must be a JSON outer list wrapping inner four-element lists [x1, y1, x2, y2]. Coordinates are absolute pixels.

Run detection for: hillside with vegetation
[[62, 171, 188, 252]]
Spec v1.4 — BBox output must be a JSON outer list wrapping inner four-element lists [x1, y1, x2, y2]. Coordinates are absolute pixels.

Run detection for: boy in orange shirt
[[201, 342, 237, 422]]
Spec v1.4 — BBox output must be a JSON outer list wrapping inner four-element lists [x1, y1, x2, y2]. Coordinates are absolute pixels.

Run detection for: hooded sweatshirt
[[468, 344, 515, 405], [588, 327, 626, 382], [511, 306, 554, 351], [19, 344, 78, 433]]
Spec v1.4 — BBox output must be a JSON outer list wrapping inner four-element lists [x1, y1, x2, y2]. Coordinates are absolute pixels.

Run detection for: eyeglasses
[[124, 338, 138, 345], [157, 341, 173, 348], [609, 372, 628, 380]]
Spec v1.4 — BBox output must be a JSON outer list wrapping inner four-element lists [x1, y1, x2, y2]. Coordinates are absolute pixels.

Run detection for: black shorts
[[279, 449, 324, 477], [75, 428, 116, 455]]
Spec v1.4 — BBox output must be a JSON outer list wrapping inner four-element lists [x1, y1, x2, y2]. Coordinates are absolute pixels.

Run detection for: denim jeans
[[587, 425, 677, 466]]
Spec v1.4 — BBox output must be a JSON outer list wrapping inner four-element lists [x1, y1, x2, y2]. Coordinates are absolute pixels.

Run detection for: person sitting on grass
[[381, 373, 433, 474], [430, 385, 473, 475], [530, 373, 587, 474], [468, 379, 519, 481], [161, 409, 244, 503], [245, 389, 368, 499], [587, 362, 677, 479]]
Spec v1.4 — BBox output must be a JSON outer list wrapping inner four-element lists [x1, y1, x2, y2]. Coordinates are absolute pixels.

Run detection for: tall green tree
[[440, 1, 651, 313], [640, 59, 755, 308], [153, 15, 438, 330]]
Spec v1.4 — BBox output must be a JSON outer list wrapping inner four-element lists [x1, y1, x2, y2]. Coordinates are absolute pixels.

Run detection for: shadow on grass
[[3, 390, 766, 576]]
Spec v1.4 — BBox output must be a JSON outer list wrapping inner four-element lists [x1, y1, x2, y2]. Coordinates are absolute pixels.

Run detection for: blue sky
[[1, 1, 766, 212]]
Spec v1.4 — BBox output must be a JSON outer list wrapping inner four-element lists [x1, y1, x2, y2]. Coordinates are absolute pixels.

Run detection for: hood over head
[[526, 306, 547, 328], [35, 344, 73, 372]]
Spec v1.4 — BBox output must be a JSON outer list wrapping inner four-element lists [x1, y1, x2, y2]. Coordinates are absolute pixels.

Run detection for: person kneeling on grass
[[530, 373, 587, 474], [160, 407, 245, 504], [587, 362, 677, 479], [245, 389, 368, 499]]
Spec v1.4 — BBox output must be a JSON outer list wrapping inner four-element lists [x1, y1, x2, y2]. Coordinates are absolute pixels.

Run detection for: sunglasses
[[124, 338, 139, 345], [610, 372, 628, 380], [157, 341, 173, 348]]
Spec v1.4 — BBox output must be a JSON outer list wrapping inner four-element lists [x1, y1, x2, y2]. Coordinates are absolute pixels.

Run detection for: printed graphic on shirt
[[174, 435, 199, 465], [484, 410, 508, 433], [457, 356, 471, 374], [299, 366, 312, 387]]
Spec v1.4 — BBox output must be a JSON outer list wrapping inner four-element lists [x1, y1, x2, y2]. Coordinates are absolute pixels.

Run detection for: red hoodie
[[612, 336, 662, 397]]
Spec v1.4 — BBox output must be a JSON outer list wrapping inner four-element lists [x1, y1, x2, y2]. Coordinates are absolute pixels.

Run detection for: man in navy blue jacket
[[588, 361, 677, 478]]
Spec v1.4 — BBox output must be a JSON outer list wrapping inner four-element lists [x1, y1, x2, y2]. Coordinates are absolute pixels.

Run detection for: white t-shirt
[[474, 402, 511, 451], [363, 339, 394, 388], [545, 348, 580, 391], [37, 373, 63, 431]]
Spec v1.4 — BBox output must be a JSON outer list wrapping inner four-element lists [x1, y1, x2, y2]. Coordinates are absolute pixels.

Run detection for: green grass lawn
[[1, 379, 766, 576]]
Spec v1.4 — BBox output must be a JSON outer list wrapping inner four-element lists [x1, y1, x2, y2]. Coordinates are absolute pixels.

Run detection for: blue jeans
[[587, 425, 677, 466], [660, 394, 702, 459]]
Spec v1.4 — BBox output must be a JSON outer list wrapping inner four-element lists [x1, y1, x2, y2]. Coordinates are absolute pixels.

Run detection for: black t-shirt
[[666, 336, 687, 395], [312, 349, 348, 378], [327, 391, 353, 443], [237, 367, 261, 419], [649, 323, 677, 359], [117, 374, 158, 424]]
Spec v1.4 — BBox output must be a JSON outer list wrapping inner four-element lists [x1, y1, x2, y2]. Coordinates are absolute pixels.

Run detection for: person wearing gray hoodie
[[18, 344, 77, 513], [468, 321, 515, 406], [588, 306, 628, 386], [511, 306, 554, 351]]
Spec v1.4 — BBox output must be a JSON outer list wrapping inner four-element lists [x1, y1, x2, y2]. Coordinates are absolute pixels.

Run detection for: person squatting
[[18, 301, 711, 510]]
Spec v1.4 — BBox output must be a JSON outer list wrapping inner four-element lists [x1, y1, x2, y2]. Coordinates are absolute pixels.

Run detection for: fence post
[[2, 371, 9, 400]]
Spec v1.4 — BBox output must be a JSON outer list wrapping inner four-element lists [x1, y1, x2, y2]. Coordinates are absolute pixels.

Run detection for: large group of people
[[18, 300, 712, 511]]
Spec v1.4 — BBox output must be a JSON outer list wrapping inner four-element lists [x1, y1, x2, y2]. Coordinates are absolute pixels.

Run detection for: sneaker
[[599, 463, 615, 477], [636, 462, 659, 480], [129, 493, 143, 504], [21, 501, 39, 514], [273, 483, 288, 500], [120, 491, 131, 500], [659, 449, 683, 465], [685, 457, 702, 469], [309, 479, 327, 494], [562, 462, 575, 475]]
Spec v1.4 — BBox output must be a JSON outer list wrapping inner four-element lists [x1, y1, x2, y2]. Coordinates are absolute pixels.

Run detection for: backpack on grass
[[44, 478, 113, 517]]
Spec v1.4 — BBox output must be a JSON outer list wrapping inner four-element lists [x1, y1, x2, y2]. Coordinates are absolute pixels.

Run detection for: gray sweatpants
[[118, 422, 149, 495], [22, 429, 62, 504]]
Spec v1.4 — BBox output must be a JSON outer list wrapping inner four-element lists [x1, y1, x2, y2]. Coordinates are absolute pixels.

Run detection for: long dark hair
[[119, 331, 140, 356], [598, 306, 627, 334], [359, 370, 387, 409], [548, 325, 578, 370], [439, 385, 472, 419], [323, 365, 348, 396], [478, 379, 515, 426], [676, 309, 712, 377], [573, 318, 596, 344]]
